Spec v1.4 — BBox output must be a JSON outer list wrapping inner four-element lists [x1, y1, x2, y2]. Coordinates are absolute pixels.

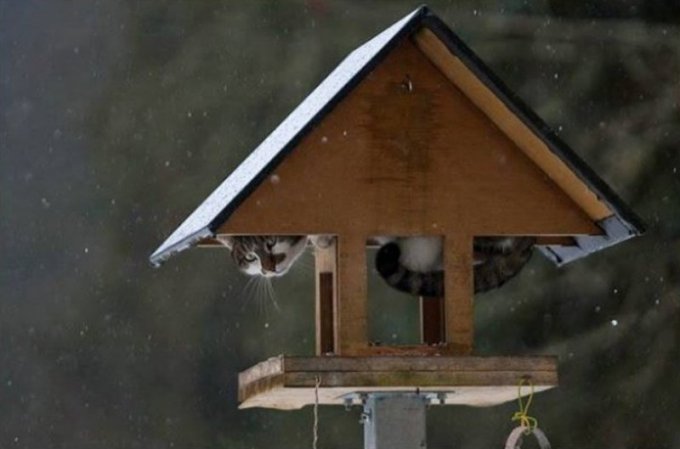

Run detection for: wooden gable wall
[[217, 38, 599, 238]]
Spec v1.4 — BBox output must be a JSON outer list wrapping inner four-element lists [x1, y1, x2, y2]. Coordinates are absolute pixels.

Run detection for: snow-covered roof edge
[[149, 6, 428, 266]]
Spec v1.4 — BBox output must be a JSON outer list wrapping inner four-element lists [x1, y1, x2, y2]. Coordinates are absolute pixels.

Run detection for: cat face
[[218, 236, 308, 278]]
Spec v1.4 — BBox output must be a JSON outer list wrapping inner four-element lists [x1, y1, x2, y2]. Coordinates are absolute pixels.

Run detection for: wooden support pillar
[[444, 235, 474, 354], [315, 240, 337, 355], [336, 234, 368, 355], [420, 296, 444, 345]]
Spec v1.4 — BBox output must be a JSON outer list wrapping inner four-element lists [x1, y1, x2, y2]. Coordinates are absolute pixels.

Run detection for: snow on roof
[[149, 7, 427, 265]]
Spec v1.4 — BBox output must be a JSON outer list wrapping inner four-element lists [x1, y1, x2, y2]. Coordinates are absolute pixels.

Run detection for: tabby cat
[[218, 235, 534, 296], [216, 235, 309, 277]]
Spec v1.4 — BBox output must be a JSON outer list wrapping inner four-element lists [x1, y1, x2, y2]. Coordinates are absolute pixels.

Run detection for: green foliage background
[[2, 1, 680, 448]]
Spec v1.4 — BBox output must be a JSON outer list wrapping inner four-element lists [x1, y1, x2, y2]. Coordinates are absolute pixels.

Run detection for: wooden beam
[[314, 241, 337, 355], [336, 234, 368, 355], [204, 236, 577, 248], [354, 345, 455, 356], [444, 235, 474, 355], [274, 355, 559, 372], [238, 355, 558, 409]]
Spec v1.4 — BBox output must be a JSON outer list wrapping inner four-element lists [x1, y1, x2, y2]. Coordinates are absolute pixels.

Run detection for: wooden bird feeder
[[151, 6, 644, 414]]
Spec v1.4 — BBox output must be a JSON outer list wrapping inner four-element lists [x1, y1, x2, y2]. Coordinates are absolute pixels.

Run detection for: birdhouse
[[150, 7, 644, 411]]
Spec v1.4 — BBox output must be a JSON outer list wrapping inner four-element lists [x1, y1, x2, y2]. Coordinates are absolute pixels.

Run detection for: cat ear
[[215, 235, 234, 250]]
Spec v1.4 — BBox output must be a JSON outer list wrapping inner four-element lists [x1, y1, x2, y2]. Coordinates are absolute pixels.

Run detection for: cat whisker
[[265, 278, 281, 312], [256, 277, 267, 316], [259, 278, 274, 318], [238, 276, 258, 311], [257, 278, 270, 315], [291, 252, 314, 273]]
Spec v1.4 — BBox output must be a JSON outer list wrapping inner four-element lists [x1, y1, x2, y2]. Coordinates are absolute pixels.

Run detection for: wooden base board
[[238, 355, 558, 410]]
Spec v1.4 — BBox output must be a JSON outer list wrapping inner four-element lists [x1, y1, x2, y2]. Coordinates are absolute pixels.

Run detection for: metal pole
[[361, 393, 428, 449]]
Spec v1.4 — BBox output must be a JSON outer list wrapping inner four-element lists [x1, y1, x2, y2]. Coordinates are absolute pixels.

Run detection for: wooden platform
[[238, 355, 558, 409]]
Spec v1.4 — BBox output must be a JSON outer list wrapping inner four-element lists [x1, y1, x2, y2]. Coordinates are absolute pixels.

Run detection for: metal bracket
[[340, 392, 451, 449], [340, 391, 450, 407]]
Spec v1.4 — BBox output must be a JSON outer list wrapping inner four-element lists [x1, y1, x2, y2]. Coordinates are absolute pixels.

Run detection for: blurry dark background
[[2, 1, 680, 448]]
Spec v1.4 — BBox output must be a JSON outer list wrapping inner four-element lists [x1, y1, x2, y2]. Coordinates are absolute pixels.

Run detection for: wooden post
[[444, 235, 474, 354], [315, 241, 337, 355], [336, 234, 368, 355], [420, 296, 444, 345]]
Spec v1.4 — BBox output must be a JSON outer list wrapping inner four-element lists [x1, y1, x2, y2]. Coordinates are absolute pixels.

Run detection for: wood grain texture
[[445, 236, 474, 354], [218, 39, 601, 237], [412, 27, 612, 221], [336, 235, 368, 354], [280, 355, 558, 371], [238, 355, 558, 409]]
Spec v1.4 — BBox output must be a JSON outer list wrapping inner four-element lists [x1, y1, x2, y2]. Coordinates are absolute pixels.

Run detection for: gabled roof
[[150, 6, 644, 267]]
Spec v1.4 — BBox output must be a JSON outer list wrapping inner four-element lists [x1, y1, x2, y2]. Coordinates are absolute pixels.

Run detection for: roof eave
[[149, 227, 213, 267], [538, 215, 640, 266]]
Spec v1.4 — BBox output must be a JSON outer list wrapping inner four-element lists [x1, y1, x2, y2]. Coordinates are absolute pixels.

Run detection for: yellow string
[[511, 378, 538, 434]]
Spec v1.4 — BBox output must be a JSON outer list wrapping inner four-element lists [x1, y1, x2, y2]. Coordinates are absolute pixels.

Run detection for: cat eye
[[244, 254, 257, 262]]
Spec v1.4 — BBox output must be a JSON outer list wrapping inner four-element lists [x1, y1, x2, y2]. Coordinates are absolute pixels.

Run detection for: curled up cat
[[216, 235, 535, 297]]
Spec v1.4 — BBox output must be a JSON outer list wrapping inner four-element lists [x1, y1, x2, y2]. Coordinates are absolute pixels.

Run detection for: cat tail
[[376, 238, 535, 297], [375, 242, 444, 297], [473, 237, 535, 293]]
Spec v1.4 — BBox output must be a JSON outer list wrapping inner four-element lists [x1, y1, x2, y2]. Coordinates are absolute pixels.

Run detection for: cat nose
[[260, 255, 276, 272], [260, 260, 271, 271]]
